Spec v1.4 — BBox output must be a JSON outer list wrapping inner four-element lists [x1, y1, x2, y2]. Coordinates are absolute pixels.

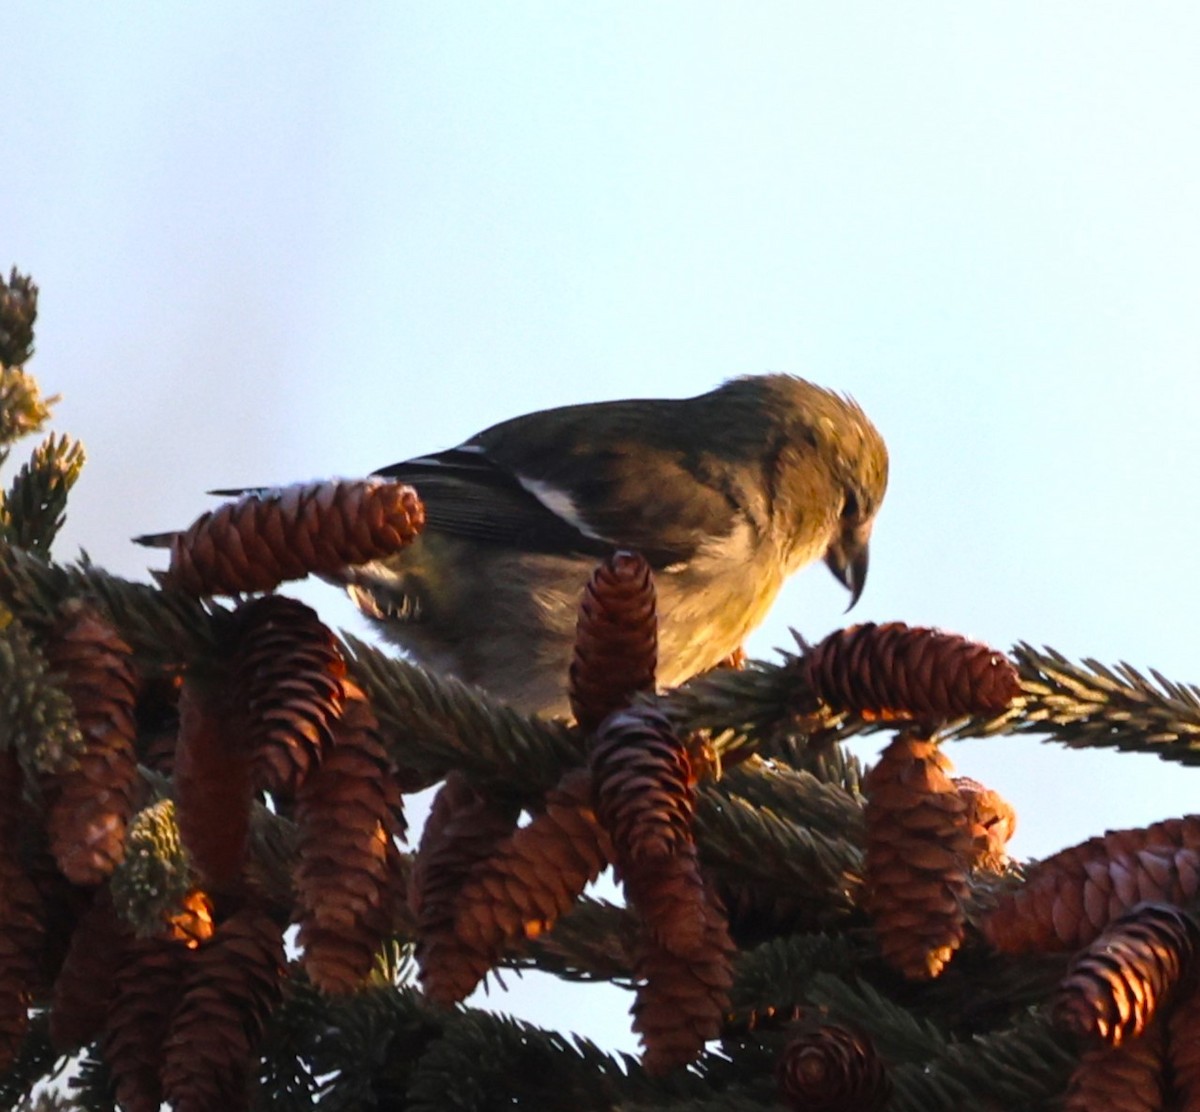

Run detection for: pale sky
[[7, 3, 1200, 1051]]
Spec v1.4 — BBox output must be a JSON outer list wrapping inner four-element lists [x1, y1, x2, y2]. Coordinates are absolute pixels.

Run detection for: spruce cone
[[633, 921, 734, 1079], [43, 600, 140, 885], [451, 768, 613, 998], [49, 892, 130, 1052], [982, 816, 1200, 953], [954, 776, 1017, 872], [234, 595, 347, 796], [1053, 903, 1199, 1047], [591, 708, 718, 957], [862, 728, 971, 979], [631, 884, 735, 1076], [568, 551, 657, 732], [1169, 981, 1200, 1111], [412, 772, 519, 1005], [101, 937, 190, 1112], [804, 622, 1020, 723], [295, 685, 403, 993], [1062, 1023, 1166, 1112], [152, 478, 425, 597], [775, 1023, 892, 1112], [160, 905, 285, 1112], [590, 707, 694, 865], [0, 751, 44, 1069], [174, 676, 253, 892]]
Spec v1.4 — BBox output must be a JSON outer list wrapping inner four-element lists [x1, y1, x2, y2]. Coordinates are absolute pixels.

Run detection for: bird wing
[[373, 446, 616, 558], [375, 406, 750, 567]]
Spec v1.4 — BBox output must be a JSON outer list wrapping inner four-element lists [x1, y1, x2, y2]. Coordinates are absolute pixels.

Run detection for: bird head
[[819, 400, 888, 609], [742, 376, 888, 610]]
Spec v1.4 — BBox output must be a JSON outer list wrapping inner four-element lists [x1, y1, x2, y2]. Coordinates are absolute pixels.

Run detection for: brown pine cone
[[1168, 981, 1200, 1111], [954, 776, 1017, 873], [174, 676, 253, 892], [631, 884, 735, 1076], [233, 595, 347, 796], [49, 892, 131, 1052], [804, 622, 1020, 724], [862, 728, 971, 979], [411, 773, 520, 1006], [42, 600, 141, 885], [568, 551, 657, 732], [1053, 903, 1199, 1047], [590, 707, 694, 865], [1062, 1023, 1166, 1112], [152, 478, 425, 597], [160, 905, 285, 1112], [775, 1023, 892, 1112], [295, 684, 404, 993], [982, 816, 1200, 954], [101, 936, 191, 1112], [451, 768, 612, 998], [590, 708, 721, 958]]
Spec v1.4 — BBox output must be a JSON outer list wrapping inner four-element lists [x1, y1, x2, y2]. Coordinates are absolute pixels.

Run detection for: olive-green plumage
[[344, 375, 888, 717]]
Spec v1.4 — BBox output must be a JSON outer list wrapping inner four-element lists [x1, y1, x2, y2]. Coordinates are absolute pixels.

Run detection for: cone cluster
[[589, 706, 735, 1072], [169, 598, 405, 994]]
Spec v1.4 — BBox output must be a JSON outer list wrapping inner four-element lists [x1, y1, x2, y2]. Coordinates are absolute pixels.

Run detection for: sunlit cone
[[150, 478, 424, 596], [862, 728, 971, 979], [1052, 903, 1199, 1047], [804, 622, 1020, 724]]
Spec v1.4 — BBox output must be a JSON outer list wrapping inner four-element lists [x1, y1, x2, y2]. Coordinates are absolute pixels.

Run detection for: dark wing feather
[[373, 448, 614, 557]]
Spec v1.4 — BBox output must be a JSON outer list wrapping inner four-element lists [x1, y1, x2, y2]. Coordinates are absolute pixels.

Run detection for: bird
[[340, 374, 888, 718]]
